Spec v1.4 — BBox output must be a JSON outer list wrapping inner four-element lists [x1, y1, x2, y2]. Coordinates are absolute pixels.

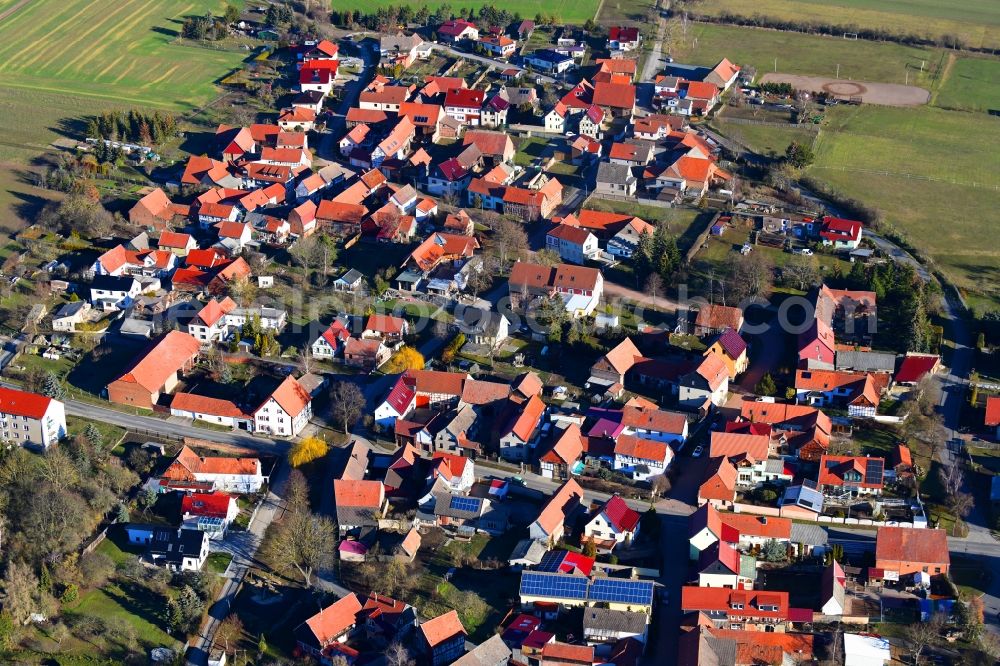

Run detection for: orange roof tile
[[420, 610, 466, 648], [534, 478, 583, 537], [334, 479, 384, 507], [112, 331, 200, 394], [506, 394, 546, 441], [265, 376, 311, 418], [303, 593, 363, 646], [615, 434, 669, 462], [876, 526, 949, 567]]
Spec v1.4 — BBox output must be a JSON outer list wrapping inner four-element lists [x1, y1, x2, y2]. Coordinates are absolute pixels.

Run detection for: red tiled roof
[[181, 491, 234, 519], [986, 396, 1000, 427], [719, 513, 791, 540], [334, 479, 384, 507], [621, 405, 687, 435], [265, 376, 311, 418], [365, 314, 407, 335], [411, 369, 467, 396], [303, 593, 363, 646], [818, 454, 884, 489], [462, 129, 512, 157], [710, 431, 769, 463], [542, 641, 594, 662], [0, 386, 52, 419], [171, 392, 246, 419], [112, 331, 200, 394], [420, 610, 466, 648], [593, 81, 636, 109], [896, 354, 940, 383], [615, 434, 669, 463], [876, 526, 949, 567], [695, 304, 742, 330], [684, 80, 719, 101], [505, 394, 546, 442], [540, 423, 584, 465], [445, 88, 485, 109], [534, 478, 583, 536], [164, 444, 260, 480], [699, 456, 737, 502], [681, 586, 789, 618], [601, 495, 640, 532]]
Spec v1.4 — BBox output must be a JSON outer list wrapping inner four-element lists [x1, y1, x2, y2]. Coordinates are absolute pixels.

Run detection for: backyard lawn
[[709, 120, 819, 157]]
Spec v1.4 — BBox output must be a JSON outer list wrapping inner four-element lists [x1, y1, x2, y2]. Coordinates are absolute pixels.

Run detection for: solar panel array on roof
[[519, 572, 655, 606], [520, 572, 588, 600], [588, 578, 655, 606], [450, 496, 482, 513], [865, 459, 884, 485], [802, 478, 818, 490], [535, 550, 566, 573]]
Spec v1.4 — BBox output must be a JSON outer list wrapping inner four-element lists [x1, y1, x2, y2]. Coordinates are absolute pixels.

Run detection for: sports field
[[334, 0, 601, 23], [807, 106, 1000, 307], [673, 23, 944, 88], [690, 0, 1000, 51], [934, 57, 1000, 113], [0, 0, 246, 110]]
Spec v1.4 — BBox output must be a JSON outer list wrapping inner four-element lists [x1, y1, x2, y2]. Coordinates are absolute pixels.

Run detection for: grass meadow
[[807, 106, 1000, 306], [934, 56, 1000, 113], [690, 0, 1000, 50], [673, 23, 946, 88]]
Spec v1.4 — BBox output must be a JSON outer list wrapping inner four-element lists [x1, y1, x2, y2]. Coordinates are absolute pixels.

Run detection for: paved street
[[188, 461, 291, 665]]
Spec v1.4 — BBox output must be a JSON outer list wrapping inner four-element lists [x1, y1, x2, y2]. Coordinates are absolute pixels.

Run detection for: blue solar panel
[[588, 578, 655, 606], [449, 496, 481, 512], [519, 572, 588, 600], [535, 551, 566, 573]]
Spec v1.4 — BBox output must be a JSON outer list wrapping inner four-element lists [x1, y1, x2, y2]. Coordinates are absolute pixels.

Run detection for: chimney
[[761, 517, 767, 525]]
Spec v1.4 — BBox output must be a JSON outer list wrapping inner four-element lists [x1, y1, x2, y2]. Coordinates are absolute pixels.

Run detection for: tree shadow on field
[[152, 25, 181, 39], [53, 115, 91, 143]]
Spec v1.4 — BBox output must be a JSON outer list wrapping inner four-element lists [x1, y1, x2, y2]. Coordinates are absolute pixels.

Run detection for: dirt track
[[761, 73, 930, 106]]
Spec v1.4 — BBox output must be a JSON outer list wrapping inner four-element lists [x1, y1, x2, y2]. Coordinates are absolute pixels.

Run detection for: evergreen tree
[[41, 371, 65, 400]]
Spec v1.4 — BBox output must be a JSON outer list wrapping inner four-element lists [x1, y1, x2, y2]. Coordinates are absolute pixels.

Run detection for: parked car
[[796, 248, 814, 256], [692, 445, 704, 458]]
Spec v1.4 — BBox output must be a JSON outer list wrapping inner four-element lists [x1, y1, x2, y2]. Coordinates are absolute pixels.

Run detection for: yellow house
[[705, 328, 749, 380]]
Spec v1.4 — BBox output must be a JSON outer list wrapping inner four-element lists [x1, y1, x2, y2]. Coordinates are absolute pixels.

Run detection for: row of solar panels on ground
[[519, 572, 655, 606]]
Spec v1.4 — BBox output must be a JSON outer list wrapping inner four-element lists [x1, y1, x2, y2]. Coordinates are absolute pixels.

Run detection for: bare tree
[[644, 273, 664, 302], [289, 235, 323, 279], [263, 509, 336, 587], [299, 346, 316, 374], [330, 380, 366, 434], [649, 474, 671, 500], [385, 641, 414, 666], [783, 255, 819, 291], [491, 218, 529, 271], [905, 611, 945, 663], [728, 252, 773, 303], [215, 614, 244, 654]]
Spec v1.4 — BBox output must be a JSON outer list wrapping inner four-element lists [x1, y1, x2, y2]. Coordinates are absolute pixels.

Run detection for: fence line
[[810, 166, 1000, 190], [716, 117, 820, 129]]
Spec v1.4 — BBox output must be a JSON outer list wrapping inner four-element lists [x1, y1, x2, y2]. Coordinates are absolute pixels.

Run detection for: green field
[[710, 121, 819, 156], [690, 0, 1000, 50], [935, 57, 1000, 113], [335, 0, 600, 22], [807, 105, 1000, 306], [675, 23, 945, 88], [0, 0, 246, 110]]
